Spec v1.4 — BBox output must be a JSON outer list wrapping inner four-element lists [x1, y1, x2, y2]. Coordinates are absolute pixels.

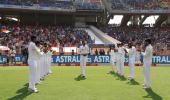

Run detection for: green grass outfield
[[0, 66, 170, 100]]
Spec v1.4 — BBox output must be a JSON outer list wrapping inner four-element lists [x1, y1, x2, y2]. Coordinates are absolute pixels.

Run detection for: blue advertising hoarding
[[0, 55, 170, 64], [52, 55, 110, 63], [0, 55, 7, 64], [152, 56, 170, 64]]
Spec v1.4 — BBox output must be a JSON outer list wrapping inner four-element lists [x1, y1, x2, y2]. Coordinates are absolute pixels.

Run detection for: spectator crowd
[[0, 0, 74, 9], [101, 26, 170, 55], [1, 0, 170, 11], [75, 0, 103, 10], [109, 0, 170, 10], [0, 0, 103, 10], [0, 25, 93, 55]]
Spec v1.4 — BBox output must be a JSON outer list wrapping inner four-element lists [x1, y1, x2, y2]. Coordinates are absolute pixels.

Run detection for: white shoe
[[49, 71, 52, 74], [128, 76, 134, 80], [40, 77, 45, 81], [143, 84, 149, 87], [34, 89, 39, 93], [28, 88, 39, 93], [143, 85, 151, 89]]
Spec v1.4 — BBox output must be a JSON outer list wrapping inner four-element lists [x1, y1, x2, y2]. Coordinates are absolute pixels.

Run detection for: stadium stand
[[0, 0, 103, 10], [75, 0, 103, 10], [108, 0, 170, 10], [0, 25, 93, 55], [0, 0, 74, 9], [0, 0, 34, 6], [0, 0, 170, 57], [101, 26, 170, 55], [0, 0, 169, 11], [39, 0, 74, 9], [108, 0, 125, 10]]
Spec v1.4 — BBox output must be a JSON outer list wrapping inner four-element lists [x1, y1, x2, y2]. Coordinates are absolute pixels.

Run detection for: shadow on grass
[[7, 83, 33, 100], [143, 88, 162, 100], [108, 71, 127, 81], [126, 79, 140, 85], [117, 76, 127, 81], [107, 71, 117, 76], [74, 75, 86, 81]]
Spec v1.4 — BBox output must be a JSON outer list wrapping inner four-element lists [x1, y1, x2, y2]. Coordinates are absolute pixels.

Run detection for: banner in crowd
[[0, 55, 170, 64]]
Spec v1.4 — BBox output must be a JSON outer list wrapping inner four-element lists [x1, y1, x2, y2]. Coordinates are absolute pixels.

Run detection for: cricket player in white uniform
[[41, 43, 48, 78], [40, 51, 45, 80], [117, 43, 126, 77], [28, 36, 42, 93], [142, 39, 153, 89], [128, 43, 136, 80], [47, 49, 53, 74], [115, 44, 120, 74], [44, 53, 48, 76], [135, 51, 141, 64], [79, 41, 89, 79], [110, 46, 117, 72], [35, 41, 42, 84]]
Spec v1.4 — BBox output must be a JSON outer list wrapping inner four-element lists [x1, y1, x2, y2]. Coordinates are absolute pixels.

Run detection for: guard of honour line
[[28, 36, 153, 93]]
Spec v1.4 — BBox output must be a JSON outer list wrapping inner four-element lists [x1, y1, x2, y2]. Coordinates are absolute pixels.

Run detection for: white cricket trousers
[[44, 55, 48, 76], [40, 56, 44, 78], [116, 57, 119, 73], [110, 55, 116, 70], [129, 58, 135, 78], [143, 60, 152, 87], [36, 59, 41, 83], [28, 59, 37, 90], [118, 57, 124, 76], [48, 56, 52, 73], [80, 55, 87, 76]]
